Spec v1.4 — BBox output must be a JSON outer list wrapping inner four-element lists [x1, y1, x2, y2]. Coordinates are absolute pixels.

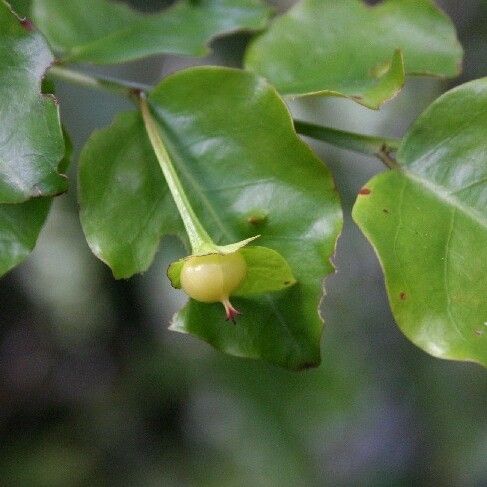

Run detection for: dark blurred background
[[2, 1, 486, 485]]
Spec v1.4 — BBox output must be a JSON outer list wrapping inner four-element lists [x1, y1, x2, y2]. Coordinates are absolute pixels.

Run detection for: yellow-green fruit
[[180, 252, 247, 304]]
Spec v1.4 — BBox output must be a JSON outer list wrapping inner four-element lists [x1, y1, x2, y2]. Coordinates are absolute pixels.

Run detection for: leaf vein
[[443, 207, 465, 342]]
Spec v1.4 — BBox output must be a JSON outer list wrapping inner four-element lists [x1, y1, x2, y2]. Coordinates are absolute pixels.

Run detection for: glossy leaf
[[32, 0, 271, 65], [245, 0, 462, 108], [0, 1, 67, 203], [78, 112, 183, 279], [167, 246, 297, 296], [0, 197, 51, 276], [235, 246, 297, 295], [79, 67, 342, 369], [0, 124, 72, 278], [353, 78, 487, 367]]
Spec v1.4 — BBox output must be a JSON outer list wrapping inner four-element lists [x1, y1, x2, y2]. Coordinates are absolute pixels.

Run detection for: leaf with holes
[[79, 67, 342, 370], [353, 78, 487, 367], [0, 1, 67, 203], [32, 0, 271, 65], [245, 0, 462, 108]]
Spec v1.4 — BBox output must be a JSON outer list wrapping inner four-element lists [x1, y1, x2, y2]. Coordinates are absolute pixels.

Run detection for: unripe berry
[[180, 252, 247, 322]]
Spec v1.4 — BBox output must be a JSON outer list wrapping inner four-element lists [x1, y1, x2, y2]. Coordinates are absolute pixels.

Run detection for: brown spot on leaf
[[383, 208, 389, 214], [399, 292, 407, 300], [20, 18, 34, 31], [247, 213, 267, 225], [358, 187, 371, 195], [474, 329, 484, 336]]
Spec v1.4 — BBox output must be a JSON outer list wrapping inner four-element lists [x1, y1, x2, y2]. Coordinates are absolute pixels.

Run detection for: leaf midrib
[[150, 114, 320, 355], [151, 117, 235, 244]]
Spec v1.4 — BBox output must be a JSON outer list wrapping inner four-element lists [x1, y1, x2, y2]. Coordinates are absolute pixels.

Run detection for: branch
[[294, 120, 401, 168], [47, 65, 150, 100]]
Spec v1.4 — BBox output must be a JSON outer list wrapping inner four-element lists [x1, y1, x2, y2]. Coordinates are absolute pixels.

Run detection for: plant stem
[[48, 65, 150, 99], [139, 94, 217, 255], [294, 120, 401, 169]]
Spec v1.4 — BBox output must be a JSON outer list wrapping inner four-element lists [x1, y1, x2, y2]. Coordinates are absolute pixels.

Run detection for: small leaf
[[353, 78, 487, 367], [167, 245, 297, 295], [0, 1, 67, 202], [352, 49, 405, 110], [245, 0, 462, 108], [235, 246, 296, 296], [167, 259, 184, 289], [79, 67, 342, 369], [32, 0, 271, 65]]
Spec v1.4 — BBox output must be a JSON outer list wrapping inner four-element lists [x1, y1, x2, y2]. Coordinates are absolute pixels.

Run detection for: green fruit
[[180, 252, 247, 322]]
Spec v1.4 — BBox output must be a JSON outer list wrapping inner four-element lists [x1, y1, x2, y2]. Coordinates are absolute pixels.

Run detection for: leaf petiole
[[139, 94, 219, 255], [294, 120, 401, 169], [47, 65, 150, 99]]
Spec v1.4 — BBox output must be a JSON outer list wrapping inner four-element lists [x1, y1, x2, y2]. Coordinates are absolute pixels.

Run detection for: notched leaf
[[79, 67, 342, 369], [147, 67, 342, 369], [32, 0, 272, 64], [0, 1, 67, 203], [245, 0, 462, 108]]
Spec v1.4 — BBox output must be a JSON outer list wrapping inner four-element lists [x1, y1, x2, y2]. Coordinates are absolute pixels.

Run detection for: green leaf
[[32, 0, 271, 65], [245, 0, 462, 109], [0, 122, 72, 278], [0, 1, 67, 202], [0, 197, 51, 276], [235, 246, 297, 295], [79, 67, 342, 370], [167, 259, 184, 289], [353, 78, 487, 367], [78, 112, 183, 280], [8, 0, 31, 17], [140, 94, 261, 256], [167, 246, 297, 295]]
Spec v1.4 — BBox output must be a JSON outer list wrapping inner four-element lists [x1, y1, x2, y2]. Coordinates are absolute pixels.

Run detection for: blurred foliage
[[1, 0, 486, 485]]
